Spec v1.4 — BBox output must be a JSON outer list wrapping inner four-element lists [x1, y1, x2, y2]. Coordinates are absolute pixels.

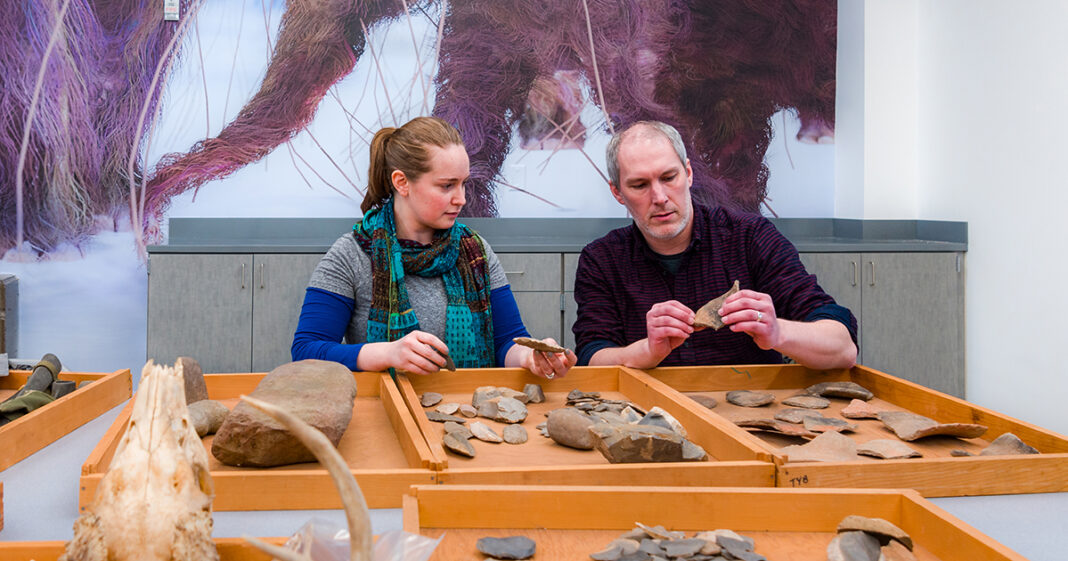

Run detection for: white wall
[[852, 0, 1068, 435]]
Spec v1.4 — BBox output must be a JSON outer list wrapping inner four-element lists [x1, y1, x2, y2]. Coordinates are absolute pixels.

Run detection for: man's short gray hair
[[605, 121, 688, 187]]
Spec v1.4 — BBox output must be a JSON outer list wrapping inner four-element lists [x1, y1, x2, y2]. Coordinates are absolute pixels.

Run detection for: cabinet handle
[[869, 261, 876, 287], [241, 263, 246, 289], [504, 271, 525, 276], [851, 261, 857, 286], [259, 263, 265, 289]]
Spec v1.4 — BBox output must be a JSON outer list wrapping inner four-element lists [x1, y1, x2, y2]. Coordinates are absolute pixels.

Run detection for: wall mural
[[0, 0, 835, 371]]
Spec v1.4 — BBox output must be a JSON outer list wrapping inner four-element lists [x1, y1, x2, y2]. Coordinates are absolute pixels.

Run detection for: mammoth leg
[[143, 0, 409, 228], [432, 4, 540, 217]]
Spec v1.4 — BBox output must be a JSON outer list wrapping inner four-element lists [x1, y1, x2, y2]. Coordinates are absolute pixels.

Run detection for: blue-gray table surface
[[1, 399, 1061, 560], [149, 217, 967, 254]]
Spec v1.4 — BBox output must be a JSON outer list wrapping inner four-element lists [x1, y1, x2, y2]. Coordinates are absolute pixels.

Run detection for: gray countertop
[[148, 217, 967, 254]]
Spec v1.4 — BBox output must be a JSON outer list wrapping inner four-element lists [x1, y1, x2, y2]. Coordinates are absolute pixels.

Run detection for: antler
[[239, 395, 372, 561]]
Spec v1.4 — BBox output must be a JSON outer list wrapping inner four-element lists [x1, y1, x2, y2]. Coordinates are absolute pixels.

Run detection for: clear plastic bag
[[282, 518, 442, 561]]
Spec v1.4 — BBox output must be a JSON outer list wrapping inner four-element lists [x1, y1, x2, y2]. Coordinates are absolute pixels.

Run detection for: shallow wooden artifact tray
[[397, 366, 775, 487], [647, 364, 1068, 496], [0, 368, 131, 472], [0, 537, 286, 561], [403, 485, 1027, 561], [79, 371, 436, 511]]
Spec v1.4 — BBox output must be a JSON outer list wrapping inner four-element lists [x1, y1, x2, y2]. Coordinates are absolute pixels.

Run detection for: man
[[573, 121, 857, 369]]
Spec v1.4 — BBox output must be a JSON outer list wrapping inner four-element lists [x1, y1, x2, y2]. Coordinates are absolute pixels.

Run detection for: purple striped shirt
[[573, 204, 857, 366]]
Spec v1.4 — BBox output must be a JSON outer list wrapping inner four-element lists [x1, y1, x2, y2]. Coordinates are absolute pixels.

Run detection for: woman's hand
[[518, 338, 577, 379], [358, 331, 448, 375]]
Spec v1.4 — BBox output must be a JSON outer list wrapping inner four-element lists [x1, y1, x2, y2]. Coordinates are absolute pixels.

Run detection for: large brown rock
[[588, 423, 706, 463], [546, 407, 597, 449], [211, 360, 357, 467], [877, 411, 987, 441]]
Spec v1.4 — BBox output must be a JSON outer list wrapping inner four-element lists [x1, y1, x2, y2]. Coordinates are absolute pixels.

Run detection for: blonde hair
[[362, 116, 464, 212]]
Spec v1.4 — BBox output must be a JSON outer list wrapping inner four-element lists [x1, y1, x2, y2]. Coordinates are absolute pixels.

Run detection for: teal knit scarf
[[353, 199, 495, 369]]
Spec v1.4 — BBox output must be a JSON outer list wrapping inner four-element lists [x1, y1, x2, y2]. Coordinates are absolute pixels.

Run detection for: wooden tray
[[646, 364, 1068, 496], [0, 537, 286, 561], [397, 366, 775, 487], [0, 368, 131, 472], [403, 485, 1027, 561], [79, 371, 436, 511]]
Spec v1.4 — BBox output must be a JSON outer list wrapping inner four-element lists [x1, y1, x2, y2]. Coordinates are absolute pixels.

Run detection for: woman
[[292, 116, 576, 378]]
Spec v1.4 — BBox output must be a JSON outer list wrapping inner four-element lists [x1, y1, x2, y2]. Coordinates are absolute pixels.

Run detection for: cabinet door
[[798, 253, 863, 360], [563, 291, 577, 349], [512, 292, 564, 344], [498, 253, 563, 343], [251, 254, 324, 372], [861, 253, 965, 397], [148, 254, 253, 373]]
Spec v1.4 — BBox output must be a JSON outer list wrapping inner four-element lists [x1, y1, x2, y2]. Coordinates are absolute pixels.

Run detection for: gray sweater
[[308, 233, 508, 344]]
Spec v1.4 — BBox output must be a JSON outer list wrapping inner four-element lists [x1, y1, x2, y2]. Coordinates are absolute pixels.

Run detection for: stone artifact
[[635, 523, 685, 541], [499, 387, 531, 403], [620, 406, 643, 423], [438, 351, 456, 371], [687, 393, 718, 409], [442, 432, 476, 457], [589, 423, 707, 463], [211, 360, 357, 467], [980, 432, 1040, 456], [781, 395, 830, 409], [472, 386, 501, 407], [726, 390, 775, 407], [805, 381, 874, 401], [536, 422, 549, 438], [736, 418, 819, 439], [774, 408, 813, 424], [458, 404, 477, 418], [176, 356, 209, 405], [950, 449, 974, 457], [662, 538, 705, 558], [425, 411, 467, 424], [841, 399, 882, 419], [470, 421, 503, 443], [503, 424, 528, 444], [778, 430, 858, 462], [589, 538, 640, 560], [718, 534, 765, 561], [546, 407, 597, 449], [856, 439, 922, 460], [476, 536, 536, 560], [187, 399, 230, 438], [827, 531, 881, 561], [51, 379, 77, 399], [60, 361, 218, 561], [693, 280, 740, 331], [443, 421, 473, 440], [691, 532, 724, 555], [434, 402, 460, 415], [237, 394, 374, 561], [420, 392, 443, 407], [837, 515, 913, 550], [512, 336, 567, 354], [568, 389, 602, 401], [478, 396, 528, 423], [523, 383, 546, 404], [876, 411, 987, 441], [638, 406, 687, 437], [802, 415, 857, 433], [881, 540, 919, 561]]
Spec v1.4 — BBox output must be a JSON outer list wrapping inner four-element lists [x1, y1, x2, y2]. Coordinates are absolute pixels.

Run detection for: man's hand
[[645, 300, 695, 361], [718, 289, 782, 350]]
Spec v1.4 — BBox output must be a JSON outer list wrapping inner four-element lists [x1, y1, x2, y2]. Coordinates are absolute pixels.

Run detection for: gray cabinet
[[498, 253, 564, 343], [800, 252, 965, 397], [148, 253, 319, 373], [148, 253, 253, 373], [251, 254, 324, 372]]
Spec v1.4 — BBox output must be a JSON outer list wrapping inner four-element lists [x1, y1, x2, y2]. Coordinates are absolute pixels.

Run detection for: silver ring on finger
[[756, 311, 764, 322]]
